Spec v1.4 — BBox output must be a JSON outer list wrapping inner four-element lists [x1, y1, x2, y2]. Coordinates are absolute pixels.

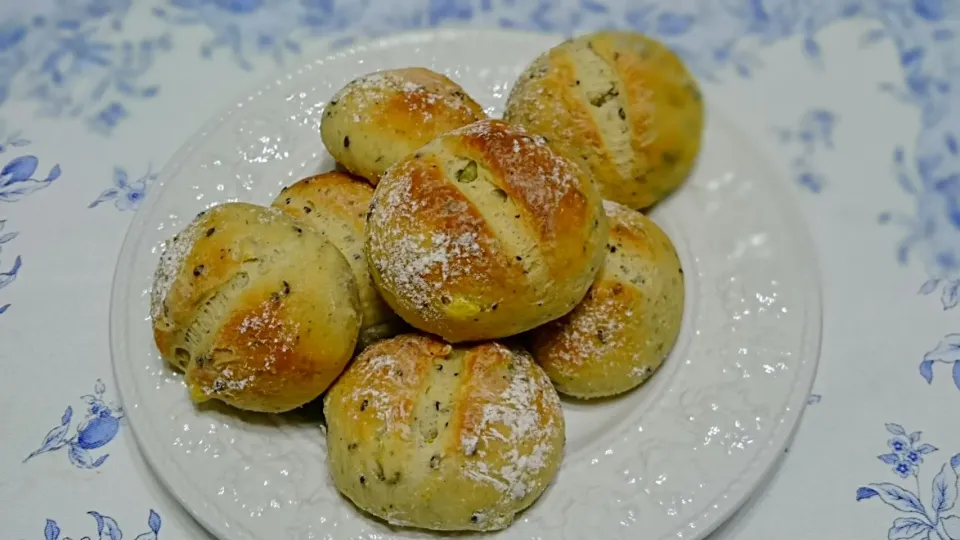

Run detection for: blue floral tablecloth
[[1, 1, 959, 539]]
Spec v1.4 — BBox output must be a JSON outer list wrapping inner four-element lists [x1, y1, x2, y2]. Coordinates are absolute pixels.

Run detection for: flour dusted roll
[[365, 119, 608, 342], [321, 68, 487, 184], [324, 333, 565, 532], [272, 172, 404, 348], [528, 200, 684, 398], [151, 202, 362, 413], [504, 31, 704, 210]]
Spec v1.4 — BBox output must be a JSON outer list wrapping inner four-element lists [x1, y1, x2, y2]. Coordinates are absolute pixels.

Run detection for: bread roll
[[151, 202, 362, 413], [324, 334, 565, 531], [365, 119, 608, 342], [272, 172, 404, 349], [321, 68, 487, 184], [528, 200, 684, 398], [504, 31, 704, 210]]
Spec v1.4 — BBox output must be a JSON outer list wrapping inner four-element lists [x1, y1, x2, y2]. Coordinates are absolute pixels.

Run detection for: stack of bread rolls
[[150, 30, 701, 533]]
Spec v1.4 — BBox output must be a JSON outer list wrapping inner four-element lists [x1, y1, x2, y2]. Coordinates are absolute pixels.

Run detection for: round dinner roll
[[151, 202, 362, 413], [365, 119, 608, 342], [528, 200, 684, 398], [272, 172, 404, 349], [321, 67, 487, 184], [324, 333, 565, 532], [504, 31, 704, 210]]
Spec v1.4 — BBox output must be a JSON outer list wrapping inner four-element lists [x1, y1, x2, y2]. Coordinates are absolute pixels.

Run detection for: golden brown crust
[[275, 171, 372, 231], [445, 120, 600, 278], [151, 202, 362, 413], [365, 119, 608, 342], [272, 172, 402, 342], [528, 200, 684, 398], [324, 334, 564, 531], [504, 31, 704, 210], [321, 68, 487, 184]]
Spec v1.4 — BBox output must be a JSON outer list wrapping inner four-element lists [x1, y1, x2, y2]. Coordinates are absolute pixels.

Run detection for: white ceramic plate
[[111, 28, 822, 540]]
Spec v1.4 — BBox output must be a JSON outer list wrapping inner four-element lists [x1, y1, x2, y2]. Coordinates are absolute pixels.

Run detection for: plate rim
[[110, 26, 824, 540]]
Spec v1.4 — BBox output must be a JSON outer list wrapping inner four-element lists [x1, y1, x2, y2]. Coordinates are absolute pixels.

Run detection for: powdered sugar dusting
[[602, 198, 644, 226], [151, 217, 204, 320], [199, 301, 301, 396], [388, 231, 483, 318], [461, 346, 561, 502], [335, 70, 477, 123], [368, 168, 487, 320], [547, 293, 631, 379], [203, 368, 256, 396], [349, 352, 414, 438]]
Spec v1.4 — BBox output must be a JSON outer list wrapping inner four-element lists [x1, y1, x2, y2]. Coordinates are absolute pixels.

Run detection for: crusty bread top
[[150, 202, 294, 328], [504, 31, 703, 209], [321, 67, 488, 184], [366, 119, 607, 333], [150, 202, 362, 412], [325, 334, 564, 515], [328, 67, 485, 128], [275, 171, 372, 234]]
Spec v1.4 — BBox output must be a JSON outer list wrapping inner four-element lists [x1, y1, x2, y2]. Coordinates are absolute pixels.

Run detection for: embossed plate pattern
[[110, 29, 822, 540]]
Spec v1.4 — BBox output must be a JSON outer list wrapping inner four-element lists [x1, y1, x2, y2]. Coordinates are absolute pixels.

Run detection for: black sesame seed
[[435, 401, 441, 411], [360, 399, 369, 411], [282, 281, 290, 295], [618, 108, 626, 120], [193, 265, 205, 276], [470, 514, 479, 523], [304, 206, 312, 214], [343, 136, 350, 148], [609, 245, 617, 253], [206, 227, 216, 237], [359, 475, 366, 485], [285, 197, 291, 204]]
